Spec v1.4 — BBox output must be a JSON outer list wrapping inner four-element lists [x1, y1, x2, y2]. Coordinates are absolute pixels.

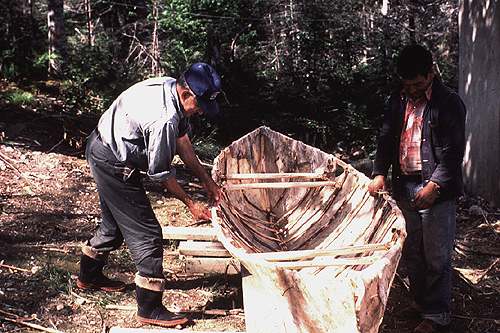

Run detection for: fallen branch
[[395, 273, 410, 292], [0, 308, 20, 319], [110, 328, 243, 333], [0, 316, 64, 333], [70, 291, 94, 304], [481, 211, 500, 239], [105, 305, 243, 317], [454, 241, 500, 257], [47, 138, 65, 154], [105, 305, 135, 311], [0, 263, 31, 273], [0, 152, 34, 187], [455, 258, 500, 285]]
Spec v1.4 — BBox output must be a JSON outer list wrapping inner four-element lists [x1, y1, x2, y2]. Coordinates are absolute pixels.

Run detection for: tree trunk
[[84, 0, 94, 47], [151, 0, 161, 77], [47, 0, 66, 77], [268, 13, 280, 80], [459, 0, 500, 207]]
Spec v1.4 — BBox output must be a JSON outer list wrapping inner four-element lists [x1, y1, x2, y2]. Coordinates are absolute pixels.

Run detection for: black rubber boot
[[136, 286, 188, 327], [77, 254, 126, 292]]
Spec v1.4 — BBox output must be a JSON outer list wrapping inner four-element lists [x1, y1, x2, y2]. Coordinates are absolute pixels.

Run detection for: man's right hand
[[187, 200, 211, 221], [368, 175, 386, 196]]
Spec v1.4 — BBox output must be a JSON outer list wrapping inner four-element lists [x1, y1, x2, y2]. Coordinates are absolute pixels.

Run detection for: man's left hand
[[414, 181, 440, 209]]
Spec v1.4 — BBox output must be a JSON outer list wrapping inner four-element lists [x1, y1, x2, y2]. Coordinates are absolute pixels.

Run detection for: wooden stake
[[224, 180, 338, 190], [249, 242, 390, 262]]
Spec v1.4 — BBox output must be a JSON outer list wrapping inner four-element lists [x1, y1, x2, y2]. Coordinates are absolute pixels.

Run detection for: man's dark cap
[[184, 62, 222, 117]]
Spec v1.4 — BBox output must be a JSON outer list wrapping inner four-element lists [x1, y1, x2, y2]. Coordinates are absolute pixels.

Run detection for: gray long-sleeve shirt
[[97, 77, 190, 182]]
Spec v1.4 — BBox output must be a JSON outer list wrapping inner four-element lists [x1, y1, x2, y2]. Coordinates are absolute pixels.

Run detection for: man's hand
[[204, 180, 222, 205], [368, 175, 386, 196], [176, 134, 221, 205], [187, 200, 211, 221], [414, 181, 440, 209]]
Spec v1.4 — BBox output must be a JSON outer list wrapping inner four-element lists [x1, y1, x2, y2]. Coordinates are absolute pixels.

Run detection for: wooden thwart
[[223, 180, 338, 190], [225, 172, 325, 180], [249, 242, 390, 262], [272, 255, 381, 270]]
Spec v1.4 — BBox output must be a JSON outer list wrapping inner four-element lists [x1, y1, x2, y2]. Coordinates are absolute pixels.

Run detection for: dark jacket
[[372, 79, 467, 201]]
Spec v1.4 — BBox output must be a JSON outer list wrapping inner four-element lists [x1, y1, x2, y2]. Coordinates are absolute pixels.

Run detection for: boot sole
[[76, 279, 126, 292], [137, 315, 189, 327]]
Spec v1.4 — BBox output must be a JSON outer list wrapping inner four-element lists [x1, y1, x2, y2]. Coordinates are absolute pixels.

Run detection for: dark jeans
[[85, 130, 164, 278], [396, 177, 456, 325]]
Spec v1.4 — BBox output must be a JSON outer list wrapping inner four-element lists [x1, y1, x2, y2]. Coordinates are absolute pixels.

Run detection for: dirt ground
[[0, 84, 499, 332]]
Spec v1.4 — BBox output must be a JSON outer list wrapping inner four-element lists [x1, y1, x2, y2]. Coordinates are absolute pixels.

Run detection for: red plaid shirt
[[399, 87, 433, 174]]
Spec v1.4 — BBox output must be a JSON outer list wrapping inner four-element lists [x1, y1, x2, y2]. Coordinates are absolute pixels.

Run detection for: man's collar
[[168, 79, 186, 119], [400, 81, 433, 104]]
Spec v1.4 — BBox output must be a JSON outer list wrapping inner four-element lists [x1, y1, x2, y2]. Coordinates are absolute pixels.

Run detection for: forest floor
[[0, 81, 499, 333]]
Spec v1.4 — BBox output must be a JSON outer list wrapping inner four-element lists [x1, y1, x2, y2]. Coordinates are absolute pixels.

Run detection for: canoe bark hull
[[211, 127, 407, 333]]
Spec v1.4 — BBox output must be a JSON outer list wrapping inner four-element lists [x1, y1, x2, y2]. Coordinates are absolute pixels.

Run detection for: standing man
[[77, 63, 223, 328], [368, 45, 466, 333]]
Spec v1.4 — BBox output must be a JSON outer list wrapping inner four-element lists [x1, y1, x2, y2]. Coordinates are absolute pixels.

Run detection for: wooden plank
[[110, 328, 244, 333], [178, 241, 231, 257], [223, 180, 338, 190], [182, 256, 240, 275], [225, 172, 325, 180], [248, 242, 390, 262], [162, 226, 217, 241]]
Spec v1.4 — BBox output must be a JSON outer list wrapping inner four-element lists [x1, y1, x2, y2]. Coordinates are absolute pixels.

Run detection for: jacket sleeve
[[372, 95, 397, 178], [144, 120, 178, 182], [429, 93, 466, 190]]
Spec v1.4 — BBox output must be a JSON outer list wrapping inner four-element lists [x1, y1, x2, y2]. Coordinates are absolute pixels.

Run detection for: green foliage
[[0, 0, 460, 153], [193, 137, 224, 162], [41, 265, 72, 293], [5, 89, 34, 106]]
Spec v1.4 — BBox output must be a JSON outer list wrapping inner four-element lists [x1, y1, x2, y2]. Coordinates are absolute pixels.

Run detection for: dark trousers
[[396, 176, 455, 325], [85, 130, 164, 278]]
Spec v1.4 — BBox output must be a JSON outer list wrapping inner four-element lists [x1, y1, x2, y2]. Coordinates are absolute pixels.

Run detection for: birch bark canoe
[[211, 126, 406, 333]]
